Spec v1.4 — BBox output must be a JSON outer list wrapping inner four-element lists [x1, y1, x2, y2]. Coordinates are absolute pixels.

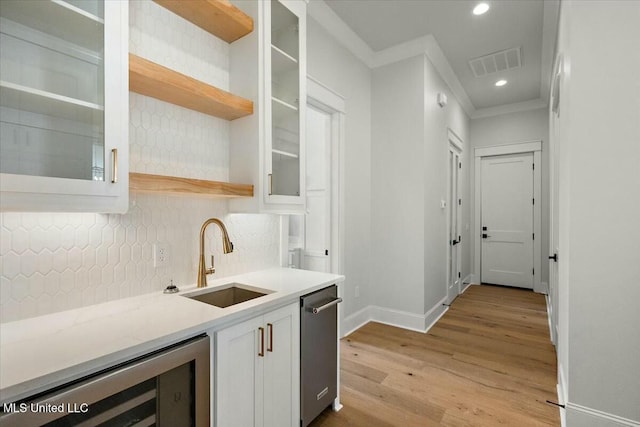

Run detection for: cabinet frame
[[0, 0, 129, 213], [229, 0, 307, 214]]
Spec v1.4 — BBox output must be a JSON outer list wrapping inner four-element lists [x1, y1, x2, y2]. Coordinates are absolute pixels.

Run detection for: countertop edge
[[0, 268, 345, 403]]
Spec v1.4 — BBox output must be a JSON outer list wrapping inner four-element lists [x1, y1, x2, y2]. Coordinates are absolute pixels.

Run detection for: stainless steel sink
[[186, 283, 271, 308]]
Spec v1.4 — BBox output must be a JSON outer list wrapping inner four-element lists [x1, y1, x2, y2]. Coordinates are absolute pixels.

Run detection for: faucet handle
[[206, 255, 215, 275]]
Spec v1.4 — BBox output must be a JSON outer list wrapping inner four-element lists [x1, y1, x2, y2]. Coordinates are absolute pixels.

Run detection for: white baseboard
[[558, 364, 568, 426], [341, 306, 371, 338], [545, 294, 556, 346], [542, 281, 549, 294], [341, 298, 448, 336], [469, 273, 479, 284], [566, 403, 640, 426], [460, 274, 474, 294]]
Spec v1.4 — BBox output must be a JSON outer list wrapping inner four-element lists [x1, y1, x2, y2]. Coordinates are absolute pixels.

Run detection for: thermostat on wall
[[437, 93, 447, 108]]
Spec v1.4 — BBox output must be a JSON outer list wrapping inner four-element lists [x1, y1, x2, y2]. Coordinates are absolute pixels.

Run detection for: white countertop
[[0, 268, 344, 404]]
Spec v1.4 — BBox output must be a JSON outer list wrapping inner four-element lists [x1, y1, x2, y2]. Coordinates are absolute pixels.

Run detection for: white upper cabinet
[[0, 0, 128, 213], [230, 0, 306, 214]]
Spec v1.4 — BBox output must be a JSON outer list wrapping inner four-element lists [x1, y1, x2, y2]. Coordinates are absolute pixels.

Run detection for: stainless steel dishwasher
[[300, 285, 342, 427]]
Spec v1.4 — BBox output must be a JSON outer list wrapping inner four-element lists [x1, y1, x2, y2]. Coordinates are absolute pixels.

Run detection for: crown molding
[[540, 0, 561, 104], [307, 0, 374, 66], [471, 98, 547, 119], [308, 0, 550, 121]]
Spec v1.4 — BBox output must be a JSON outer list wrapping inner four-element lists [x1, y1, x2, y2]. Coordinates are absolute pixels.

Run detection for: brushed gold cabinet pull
[[267, 323, 273, 352], [268, 173, 273, 195], [111, 148, 118, 183], [258, 327, 265, 357]]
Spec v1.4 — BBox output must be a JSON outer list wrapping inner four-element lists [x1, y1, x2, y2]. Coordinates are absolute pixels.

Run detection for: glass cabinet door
[[0, 0, 105, 180], [0, 0, 128, 213], [269, 0, 302, 199]]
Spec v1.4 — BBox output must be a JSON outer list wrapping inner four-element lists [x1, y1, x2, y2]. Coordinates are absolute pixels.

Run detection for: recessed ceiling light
[[473, 3, 490, 15], [495, 79, 507, 87]]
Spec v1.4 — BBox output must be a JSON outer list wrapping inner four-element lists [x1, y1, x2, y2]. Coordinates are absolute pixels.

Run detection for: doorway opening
[[285, 77, 345, 277]]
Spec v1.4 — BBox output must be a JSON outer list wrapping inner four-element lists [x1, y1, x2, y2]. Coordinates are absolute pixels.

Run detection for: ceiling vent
[[469, 47, 522, 78]]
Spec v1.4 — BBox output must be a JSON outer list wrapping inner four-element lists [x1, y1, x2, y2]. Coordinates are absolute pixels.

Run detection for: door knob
[[482, 233, 491, 239], [549, 254, 558, 262]]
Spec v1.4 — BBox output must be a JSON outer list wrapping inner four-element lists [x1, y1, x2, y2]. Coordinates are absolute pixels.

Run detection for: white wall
[[0, 0, 280, 323], [470, 108, 550, 285], [306, 17, 373, 319], [554, 0, 640, 424], [371, 54, 470, 319], [371, 56, 425, 314], [422, 56, 471, 311]]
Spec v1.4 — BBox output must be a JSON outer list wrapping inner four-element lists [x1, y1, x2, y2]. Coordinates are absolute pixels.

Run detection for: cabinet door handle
[[267, 323, 273, 352], [111, 148, 118, 184], [258, 327, 264, 357], [268, 173, 273, 195]]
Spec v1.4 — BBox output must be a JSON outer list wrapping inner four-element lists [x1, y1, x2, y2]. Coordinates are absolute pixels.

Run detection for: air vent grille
[[469, 47, 522, 77]]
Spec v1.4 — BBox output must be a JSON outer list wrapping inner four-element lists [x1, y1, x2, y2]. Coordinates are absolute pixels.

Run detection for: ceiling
[[324, 0, 556, 112]]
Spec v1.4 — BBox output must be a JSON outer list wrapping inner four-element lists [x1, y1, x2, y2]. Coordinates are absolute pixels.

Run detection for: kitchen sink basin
[[186, 283, 271, 308]]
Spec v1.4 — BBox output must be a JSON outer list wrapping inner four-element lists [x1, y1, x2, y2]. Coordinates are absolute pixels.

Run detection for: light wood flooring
[[310, 284, 560, 426]]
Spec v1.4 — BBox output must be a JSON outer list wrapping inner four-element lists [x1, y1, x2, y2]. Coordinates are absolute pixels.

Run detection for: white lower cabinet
[[215, 302, 300, 427]]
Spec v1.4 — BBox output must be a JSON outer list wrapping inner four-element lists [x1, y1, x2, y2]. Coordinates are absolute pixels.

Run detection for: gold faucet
[[198, 218, 234, 288]]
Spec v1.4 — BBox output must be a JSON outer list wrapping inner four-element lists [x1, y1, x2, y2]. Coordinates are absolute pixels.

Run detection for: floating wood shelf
[[129, 54, 253, 120], [153, 0, 253, 43], [130, 173, 254, 198]]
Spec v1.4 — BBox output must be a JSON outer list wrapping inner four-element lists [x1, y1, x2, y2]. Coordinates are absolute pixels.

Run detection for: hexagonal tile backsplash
[[0, 1, 278, 323]]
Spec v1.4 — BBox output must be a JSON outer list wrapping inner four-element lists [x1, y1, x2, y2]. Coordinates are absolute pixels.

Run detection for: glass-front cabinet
[[230, 0, 306, 214], [0, 0, 128, 213], [268, 0, 303, 201]]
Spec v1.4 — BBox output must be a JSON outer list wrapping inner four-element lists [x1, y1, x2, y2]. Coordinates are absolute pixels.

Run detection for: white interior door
[[481, 152, 534, 289], [303, 105, 331, 273], [447, 147, 461, 304]]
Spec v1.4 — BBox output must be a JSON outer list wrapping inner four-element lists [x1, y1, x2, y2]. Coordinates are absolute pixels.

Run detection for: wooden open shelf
[[130, 173, 253, 198], [129, 54, 253, 120], [153, 0, 253, 43]]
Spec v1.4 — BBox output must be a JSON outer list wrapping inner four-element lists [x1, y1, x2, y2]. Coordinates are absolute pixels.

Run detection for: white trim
[[545, 293, 556, 345], [341, 306, 371, 338], [566, 403, 640, 427], [557, 364, 568, 426], [446, 133, 463, 305], [474, 141, 543, 292], [307, 75, 346, 113], [370, 35, 474, 117], [557, 383, 567, 427], [471, 99, 547, 119], [460, 274, 473, 294], [307, 2, 554, 120], [341, 297, 449, 337], [306, 0, 373, 66], [540, 0, 560, 104], [533, 149, 543, 293], [448, 128, 464, 151], [474, 140, 542, 158]]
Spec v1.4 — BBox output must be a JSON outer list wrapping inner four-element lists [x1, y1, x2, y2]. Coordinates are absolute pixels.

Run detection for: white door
[[303, 105, 331, 272], [447, 147, 462, 304], [481, 153, 534, 289]]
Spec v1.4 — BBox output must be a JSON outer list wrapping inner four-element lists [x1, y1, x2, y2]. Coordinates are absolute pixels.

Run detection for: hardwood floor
[[309, 285, 560, 426]]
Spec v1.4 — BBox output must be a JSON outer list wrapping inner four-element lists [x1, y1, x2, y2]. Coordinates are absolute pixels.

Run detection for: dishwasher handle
[[307, 297, 342, 314]]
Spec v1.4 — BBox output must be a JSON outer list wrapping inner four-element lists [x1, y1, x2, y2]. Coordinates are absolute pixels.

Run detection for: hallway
[[311, 285, 559, 426]]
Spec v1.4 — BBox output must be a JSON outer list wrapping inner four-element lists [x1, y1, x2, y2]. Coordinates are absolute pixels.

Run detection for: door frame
[[446, 129, 463, 304], [305, 76, 345, 277], [474, 140, 544, 293]]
